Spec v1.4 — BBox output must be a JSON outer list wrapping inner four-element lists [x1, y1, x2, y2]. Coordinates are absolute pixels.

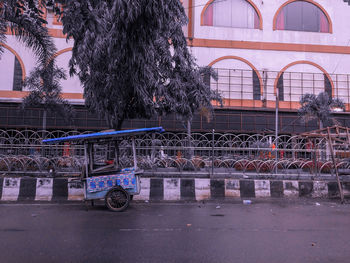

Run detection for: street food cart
[[43, 127, 164, 211]]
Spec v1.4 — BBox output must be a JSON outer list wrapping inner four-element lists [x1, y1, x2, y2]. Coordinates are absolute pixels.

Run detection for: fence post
[[275, 87, 279, 174], [151, 133, 155, 166], [132, 137, 137, 170], [211, 129, 214, 178]]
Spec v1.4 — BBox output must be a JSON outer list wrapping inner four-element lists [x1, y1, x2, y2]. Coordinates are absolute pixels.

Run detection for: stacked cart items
[[301, 125, 350, 203]]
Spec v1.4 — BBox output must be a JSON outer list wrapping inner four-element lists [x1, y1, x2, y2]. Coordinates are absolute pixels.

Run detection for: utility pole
[[211, 129, 215, 178]]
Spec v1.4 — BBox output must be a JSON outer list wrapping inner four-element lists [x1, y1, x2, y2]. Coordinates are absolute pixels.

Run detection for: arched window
[[276, 1, 330, 33], [0, 46, 24, 91], [276, 62, 333, 102], [13, 57, 23, 91], [208, 56, 263, 102], [203, 0, 260, 29]]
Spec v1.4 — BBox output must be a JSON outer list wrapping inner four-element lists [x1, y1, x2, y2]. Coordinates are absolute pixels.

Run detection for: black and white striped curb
[[0, 177, 349, 201]]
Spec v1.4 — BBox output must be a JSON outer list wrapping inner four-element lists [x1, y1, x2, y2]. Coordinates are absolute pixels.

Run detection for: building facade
[[1, 0, 350, 133]]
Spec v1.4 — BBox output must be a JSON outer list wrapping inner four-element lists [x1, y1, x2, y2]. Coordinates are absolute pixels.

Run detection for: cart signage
[[87, 168, 137, 193]]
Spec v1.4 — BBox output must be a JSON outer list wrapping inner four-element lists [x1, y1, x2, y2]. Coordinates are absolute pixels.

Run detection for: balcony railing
[[210, 68, 350, 111]]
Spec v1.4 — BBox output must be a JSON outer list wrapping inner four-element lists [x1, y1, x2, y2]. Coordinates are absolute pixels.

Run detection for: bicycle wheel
[[105, 187, 130, 212]]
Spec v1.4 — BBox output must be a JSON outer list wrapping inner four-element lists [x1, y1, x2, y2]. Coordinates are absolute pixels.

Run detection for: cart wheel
[[105, 187, 130, 212]]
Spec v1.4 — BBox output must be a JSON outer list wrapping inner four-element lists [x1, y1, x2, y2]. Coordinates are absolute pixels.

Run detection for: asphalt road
[[0, 199, 349, 263]]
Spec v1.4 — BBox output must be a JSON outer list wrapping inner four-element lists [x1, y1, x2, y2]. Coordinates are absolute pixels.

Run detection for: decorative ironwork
[[0, 129, 349, 177]]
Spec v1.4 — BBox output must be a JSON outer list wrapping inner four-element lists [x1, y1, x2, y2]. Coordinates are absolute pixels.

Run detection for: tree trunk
[[114, 140, 120, 170], [42, 109, 47, 133], [41, 109, 47, 157], [319, 120, 323, 130], [115, 117, 124, 131], [186, 120, 194, 159], [113, 118, 124, 170]]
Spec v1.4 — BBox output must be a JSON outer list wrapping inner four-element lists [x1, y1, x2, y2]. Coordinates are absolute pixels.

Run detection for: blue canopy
[[43, 127, 165, 144]]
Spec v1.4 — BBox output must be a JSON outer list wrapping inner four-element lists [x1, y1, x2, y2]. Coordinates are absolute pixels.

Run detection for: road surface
[[0, 199, 349, 263]]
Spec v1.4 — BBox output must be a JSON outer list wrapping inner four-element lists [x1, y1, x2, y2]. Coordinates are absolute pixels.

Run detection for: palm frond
[[1, 0, 56, 64], [0, 19, 7, 56], [298, 92, 345, 128]]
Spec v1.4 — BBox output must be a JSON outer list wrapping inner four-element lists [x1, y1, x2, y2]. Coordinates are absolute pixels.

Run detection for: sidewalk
[[0, 176, 349, 202]]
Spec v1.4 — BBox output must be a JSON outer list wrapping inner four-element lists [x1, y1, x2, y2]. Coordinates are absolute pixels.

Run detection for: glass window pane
[[213, 0, 231, 27], [203, 4, 213, 26], [302, 2, 319, 32], [280, 1, 329, 33], [211, 0, 259, 29], [320, 12, 329, 32], [285, 1, 303, 31], [231, 0, 248, 28], [13, 57, 23, 91]]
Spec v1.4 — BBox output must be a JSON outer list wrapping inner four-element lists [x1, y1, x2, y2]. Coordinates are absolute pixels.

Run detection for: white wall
[[55, 50, 83, 93], [191, 46, 350, 74], [191, 0, 350, 77], [193, 0, 350, 46]]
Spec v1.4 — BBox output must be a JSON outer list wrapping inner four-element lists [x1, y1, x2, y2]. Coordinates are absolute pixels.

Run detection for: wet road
[[0, 199, 349, 263]]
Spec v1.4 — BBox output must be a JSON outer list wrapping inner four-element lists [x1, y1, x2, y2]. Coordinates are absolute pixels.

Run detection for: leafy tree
[[298, 92, 345, 129], [22, 64, 74, 131], [58, 0, 221, 130], [0, 0, 56, 65]]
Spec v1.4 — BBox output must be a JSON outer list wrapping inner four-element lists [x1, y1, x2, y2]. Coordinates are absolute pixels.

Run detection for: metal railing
[[0, 129, 349, 177], [211, 68, 350, 111]]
